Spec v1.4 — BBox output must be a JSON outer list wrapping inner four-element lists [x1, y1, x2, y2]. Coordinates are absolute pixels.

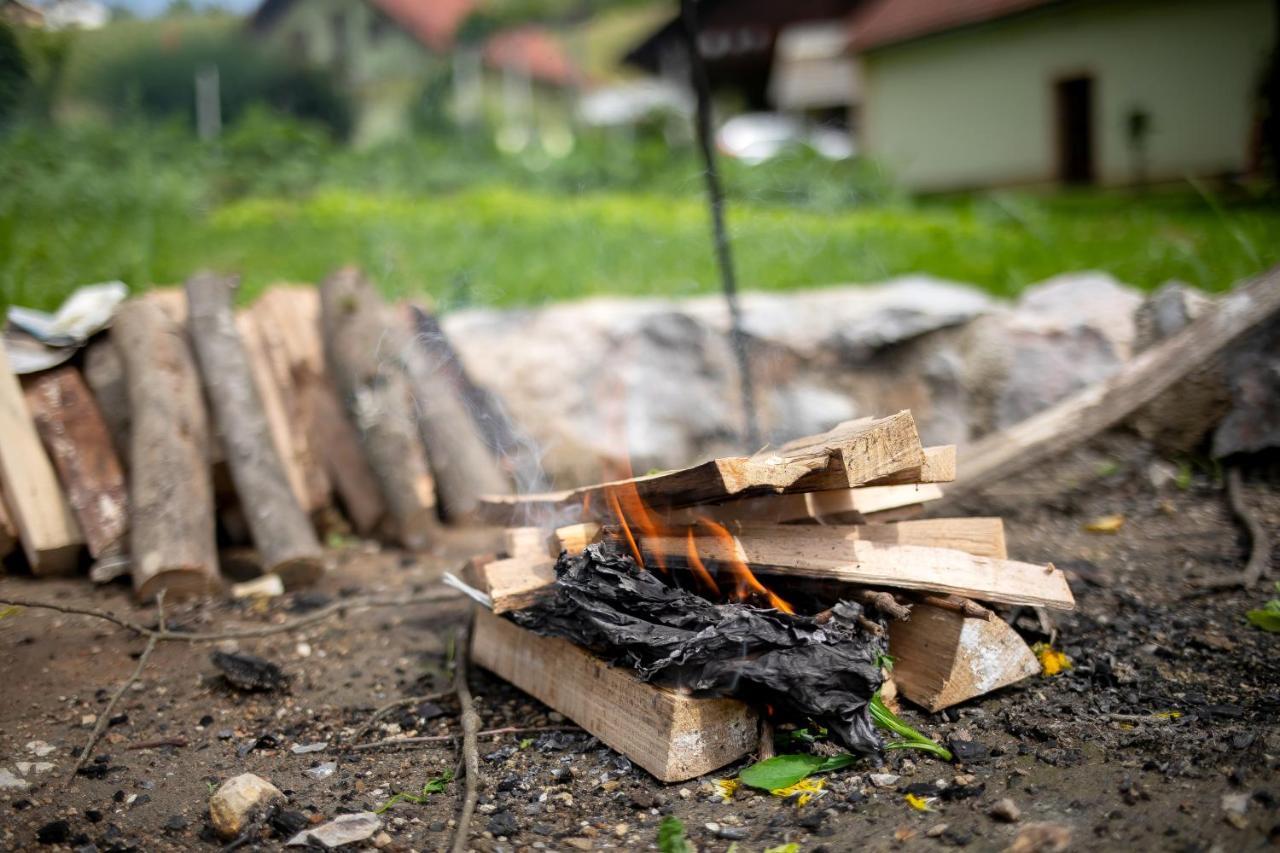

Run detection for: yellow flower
[[771, 777, 825, 807], [1033, 642, 1072, 676], [904, 793, 934, 812], [712, 778, 739, 802]]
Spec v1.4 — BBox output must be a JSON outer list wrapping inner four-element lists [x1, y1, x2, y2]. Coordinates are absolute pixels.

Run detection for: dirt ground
[[1, 437, 1277, 853]]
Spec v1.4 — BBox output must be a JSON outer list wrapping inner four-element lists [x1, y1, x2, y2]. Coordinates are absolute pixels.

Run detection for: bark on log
[[23, 366, 128, 558], [0, 480, 18, 560], [186, 273, 324, 588], [114, 299, 219, 600], [951, 267, 1280, 498], [320, 268, 438, 548], [301, 379, 387, 535], [83, 338, 131, 466], [401, 306, 511, 522]]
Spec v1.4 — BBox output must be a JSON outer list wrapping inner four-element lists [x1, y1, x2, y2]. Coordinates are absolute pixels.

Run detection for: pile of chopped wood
[[0, 268, 512, 599], [462, 411, 1075, 781]]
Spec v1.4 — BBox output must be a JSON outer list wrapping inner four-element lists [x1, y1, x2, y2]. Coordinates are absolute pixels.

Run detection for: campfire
[[457, 412, 1075, 782]]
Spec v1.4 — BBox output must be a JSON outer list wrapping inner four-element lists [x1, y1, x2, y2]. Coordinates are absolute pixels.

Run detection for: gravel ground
[[0, 441, 1276, 852]]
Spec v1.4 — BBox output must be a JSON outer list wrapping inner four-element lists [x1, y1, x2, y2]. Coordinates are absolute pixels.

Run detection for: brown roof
[[369, 0, 475, 52], [852, 0, 1060, 51], [483, 26, 580, 88]]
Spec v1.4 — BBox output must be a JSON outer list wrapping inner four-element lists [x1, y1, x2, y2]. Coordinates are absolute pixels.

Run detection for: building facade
[[854, 0, 1274, 190]]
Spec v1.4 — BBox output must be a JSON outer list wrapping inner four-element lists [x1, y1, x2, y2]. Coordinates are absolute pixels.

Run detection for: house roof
[[851, 0, 1061, 52], [372, 0, 474, 52], [483, 26, 579, 88]]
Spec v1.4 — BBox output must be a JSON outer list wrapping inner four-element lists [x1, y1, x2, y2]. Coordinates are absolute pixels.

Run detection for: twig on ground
[[0, 588, 460, 643], [1194, 465, 1272, 590], [854, 589, 912, 621], [450, 622, 481, 853], [348, 725, 582, 752], [126, 737, 189, 750], [350, 689, 456, 746], [71, 592, 166, 779]]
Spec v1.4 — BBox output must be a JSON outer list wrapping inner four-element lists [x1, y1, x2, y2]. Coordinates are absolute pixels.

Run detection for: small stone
[[613, 823, 629, 837], [163, 814, 187, 832], [0, 769, 27, 790], [1007, 822, 1072, 853], [487, 810, 518, 837], [287, 812, 381, 847], [209, 773, 286, 840], [629, 790, 658, 809], [926, 823, 948, 838], [372, 830, 392, 848], [989, 798, 1022, 823], [679, 787, 692, 799], [562, 839, 592, 850], [26, 741, 55, 758], [551, 767, 572, 783], [81, 715, 97, 727], [305, 762, 336, 780], [869, 773, 900, 788]]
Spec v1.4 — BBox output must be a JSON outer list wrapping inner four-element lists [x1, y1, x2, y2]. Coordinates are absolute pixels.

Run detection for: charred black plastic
[[510, 543, 887, 756]]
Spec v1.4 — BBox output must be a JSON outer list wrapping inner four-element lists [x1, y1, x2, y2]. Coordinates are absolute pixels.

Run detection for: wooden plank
[[484, 555, 557, 614], [866, 445, 955, 486], [550, 522, 601, 558], [889, 603, 1041, 712], [188, 274, 324, 589], [22, 366, 128, 558], [502, 527, 547, 559], [236, 313, 316, 514], [662, 483, 945, 526], [951, 266, 1280, 497], [0, 482, 17, 560], [635, 527, 1074, 610], [471, 607, 759, 782], [0, 346, 83, 574], [247, 286, 331, 514]]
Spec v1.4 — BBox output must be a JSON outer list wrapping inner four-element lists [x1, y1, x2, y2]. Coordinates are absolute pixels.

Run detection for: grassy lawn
[[3, 127, 1279, 313]]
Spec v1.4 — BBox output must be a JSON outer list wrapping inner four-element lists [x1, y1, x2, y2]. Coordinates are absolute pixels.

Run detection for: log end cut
[[269, 554, 327, 590], [135, 564, 221, 603], [889, 603, 1041, 712]]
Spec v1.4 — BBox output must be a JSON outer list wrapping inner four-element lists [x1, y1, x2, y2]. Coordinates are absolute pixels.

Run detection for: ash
[[510, 542, 887, 756]]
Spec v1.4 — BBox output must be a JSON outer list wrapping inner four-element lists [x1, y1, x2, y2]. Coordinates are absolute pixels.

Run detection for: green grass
[[3, 124, 1279, 313]]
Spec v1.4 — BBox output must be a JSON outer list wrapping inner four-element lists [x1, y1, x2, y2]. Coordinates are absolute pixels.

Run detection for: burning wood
[[467, 412, 1076, 779]]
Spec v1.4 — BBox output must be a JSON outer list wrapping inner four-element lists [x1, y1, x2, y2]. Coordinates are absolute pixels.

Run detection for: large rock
[[209, 773, 285, 840]]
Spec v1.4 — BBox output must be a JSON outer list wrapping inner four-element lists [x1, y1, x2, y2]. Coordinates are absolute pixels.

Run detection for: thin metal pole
[[680, 0, 760, 450]]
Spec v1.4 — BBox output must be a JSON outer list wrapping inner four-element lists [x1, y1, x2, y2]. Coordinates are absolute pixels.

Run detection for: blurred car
[[715, 112, 855, 164]]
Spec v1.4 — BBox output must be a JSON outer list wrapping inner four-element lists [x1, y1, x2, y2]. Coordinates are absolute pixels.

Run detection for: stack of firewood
[[0, 268, 512, 599], [462, 411, 1075, 782]]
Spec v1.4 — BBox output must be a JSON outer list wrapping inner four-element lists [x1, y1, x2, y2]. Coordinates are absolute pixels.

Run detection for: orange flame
[[695, 519, 795, 614], [684, 527, 722, 598]]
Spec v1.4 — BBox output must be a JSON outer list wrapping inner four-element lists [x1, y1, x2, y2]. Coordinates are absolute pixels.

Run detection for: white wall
[[860, 0, 1274, 190]]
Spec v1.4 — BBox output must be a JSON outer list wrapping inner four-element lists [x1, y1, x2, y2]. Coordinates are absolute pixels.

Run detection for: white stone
[[209, 773, 285, 840], [287, 812, 381, 848]]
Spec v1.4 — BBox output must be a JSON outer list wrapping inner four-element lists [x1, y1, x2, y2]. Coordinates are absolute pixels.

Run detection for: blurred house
[[0, 0, 44, 28], [624, 0, 865, 114], [250, 0, 579, 145], [851, 0, 1274, 190], [42, 0, 108, 30]]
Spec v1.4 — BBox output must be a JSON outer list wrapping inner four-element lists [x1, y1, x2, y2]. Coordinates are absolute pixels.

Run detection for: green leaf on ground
[[657, 816, 694, 853], [376, 770, 454, 814], [739, 752, 855, 791], [1247, 584, 1280, 633]]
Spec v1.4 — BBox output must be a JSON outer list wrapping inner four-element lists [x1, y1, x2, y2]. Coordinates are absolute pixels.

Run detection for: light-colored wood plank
[[503, 526, 547, 559], [867, 445, 956, 486], [23, 366, 128, 558], [247, 286, 330, 513], [729, 519, 1007, 560], [635, 527, 1074, 610], [484, 555, 557, 614], [663, 483, 945, 526], [890, 603, 1041, 711], [0, 346, 83, 574], [550, 522, 601, 558], [0, 482, 17, 560], [471, 607, 759, 782]]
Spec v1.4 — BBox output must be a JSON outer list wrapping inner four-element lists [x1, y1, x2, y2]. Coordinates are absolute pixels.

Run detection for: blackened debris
[[510, 543, 886, 755], [210, 651, 286, 692]]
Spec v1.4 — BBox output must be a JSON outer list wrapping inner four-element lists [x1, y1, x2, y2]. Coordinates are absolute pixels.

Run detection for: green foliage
[[376, 769, 454, 813], [870, 693, 953, 760], [657, 816, 694, 853], [739, 753, 855, 792], [1246, 583, 1280, 633], [69, 20, 350, 135]]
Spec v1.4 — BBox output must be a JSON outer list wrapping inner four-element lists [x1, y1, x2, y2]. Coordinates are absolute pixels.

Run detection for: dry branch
[[451, 623, 481, 853]]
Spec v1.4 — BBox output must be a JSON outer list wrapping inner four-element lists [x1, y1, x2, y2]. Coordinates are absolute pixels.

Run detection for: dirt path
[[1, 450, 1276, 852]]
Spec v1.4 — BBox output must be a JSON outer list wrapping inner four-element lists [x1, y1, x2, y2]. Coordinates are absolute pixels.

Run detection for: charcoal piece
[[510, 543, 886, 756], [210, 651, 286, 692]]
